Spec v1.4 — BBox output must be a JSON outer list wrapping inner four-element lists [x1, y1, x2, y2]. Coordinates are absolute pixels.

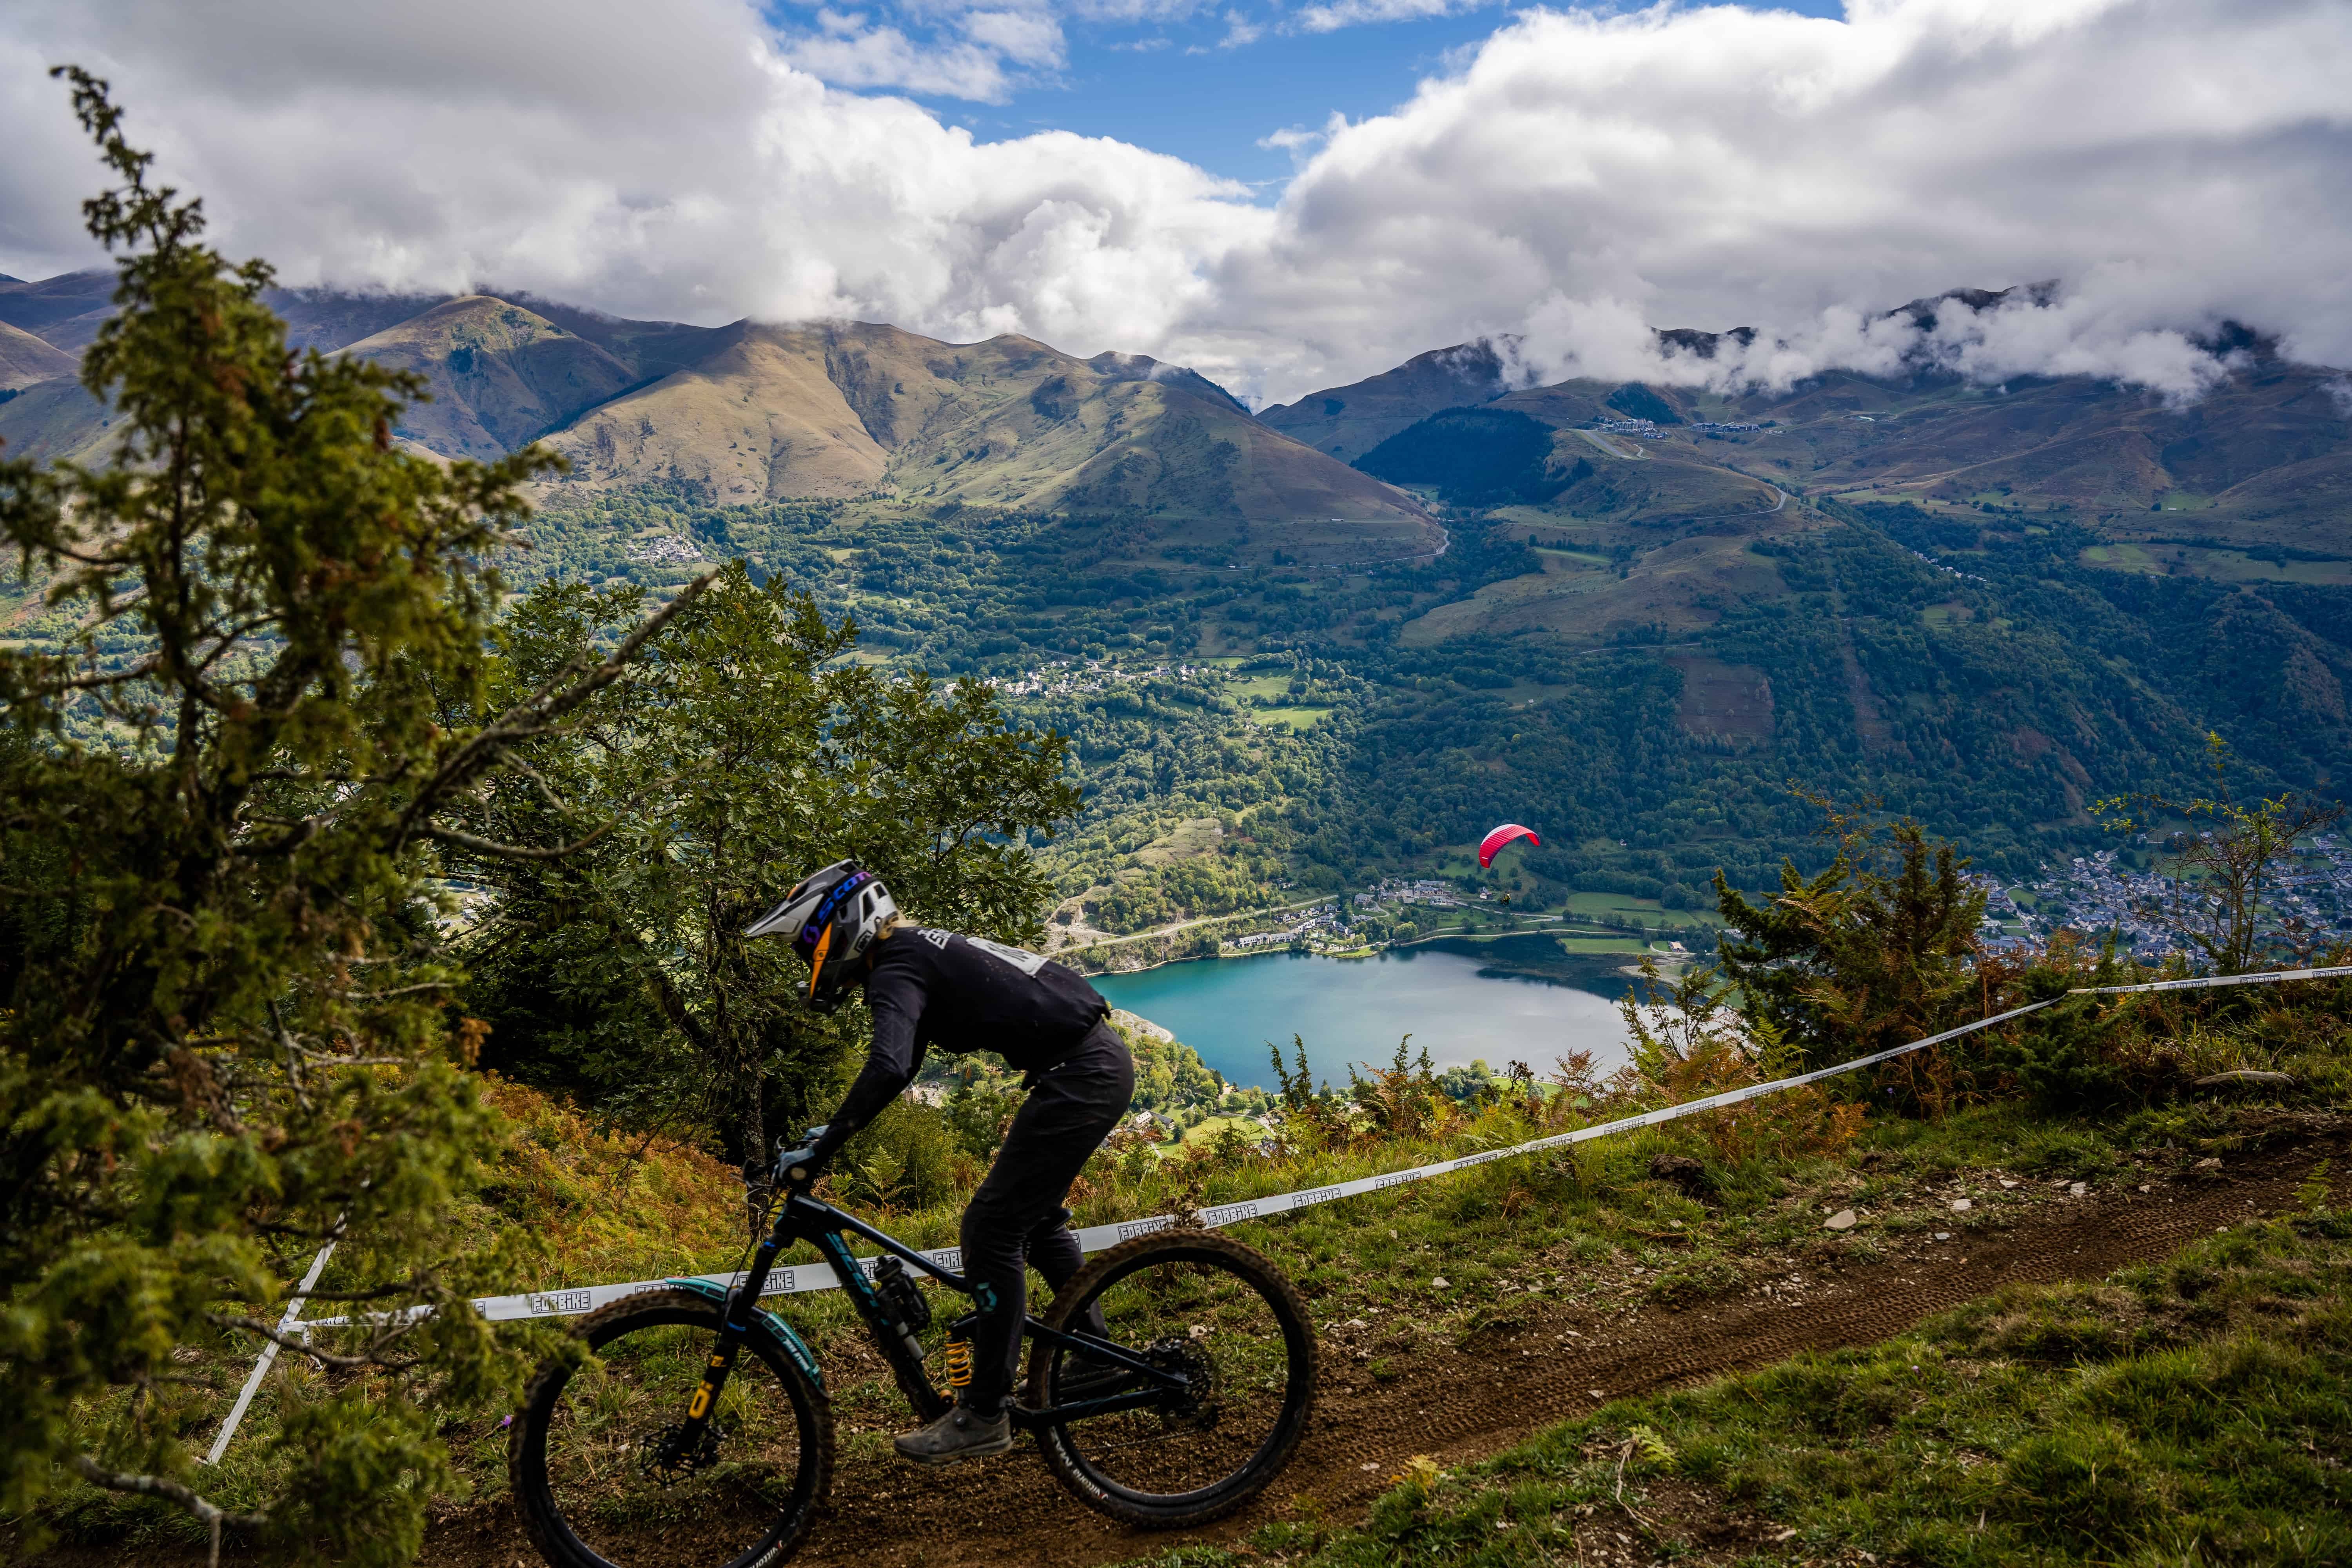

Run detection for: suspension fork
[[671, 1209, 797, 1453]]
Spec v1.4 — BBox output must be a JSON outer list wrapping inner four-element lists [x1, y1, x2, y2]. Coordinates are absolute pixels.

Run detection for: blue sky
[[771, 0, 1851, 190]]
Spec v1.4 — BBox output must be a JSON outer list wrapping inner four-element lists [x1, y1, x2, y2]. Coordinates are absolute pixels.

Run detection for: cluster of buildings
[[1593, 418, 1671, 439], [1907, 546, 1989, 585], [622, 533, 704, 566], [1984, 838, 2352, 961], [1225, 902, 1345, 950], [1355, 877, 1493, 911], [989, 659, 1209, 700], [1690, 420, 1763, 433]]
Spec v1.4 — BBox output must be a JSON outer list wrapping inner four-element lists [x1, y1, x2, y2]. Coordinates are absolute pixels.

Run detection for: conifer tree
[[1712, 806, 1984, 1065], [0, 73, 704, 1561]]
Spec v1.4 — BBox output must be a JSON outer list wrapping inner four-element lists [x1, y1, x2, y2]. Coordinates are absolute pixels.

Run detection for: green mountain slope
[[0, 277, 1421, 545], [0, 270, 117, 356], [538, 319, 1437, 553], [344, 295, 641, 459], [9, 269, 2348, 912], [1283, 342, 2352, 551], [0, 375, 110, 466], [1258, 341, 1512, 461]]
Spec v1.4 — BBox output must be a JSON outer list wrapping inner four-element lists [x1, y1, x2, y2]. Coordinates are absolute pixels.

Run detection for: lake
[[1091, 937, 1641, 1093]]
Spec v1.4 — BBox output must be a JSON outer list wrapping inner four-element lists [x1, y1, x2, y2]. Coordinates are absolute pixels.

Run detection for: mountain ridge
[[0, 275, 1429, 554]]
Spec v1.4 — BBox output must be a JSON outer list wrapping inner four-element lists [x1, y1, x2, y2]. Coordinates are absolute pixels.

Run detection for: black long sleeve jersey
[[808, 927, 1110, 1164]]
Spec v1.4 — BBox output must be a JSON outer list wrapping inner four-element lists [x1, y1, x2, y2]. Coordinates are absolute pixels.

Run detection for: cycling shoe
[[893, 1403, 1013, 1466]]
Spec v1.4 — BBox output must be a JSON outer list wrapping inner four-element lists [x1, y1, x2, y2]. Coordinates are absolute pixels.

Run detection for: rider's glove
[[773, 1126, 828, 1187]]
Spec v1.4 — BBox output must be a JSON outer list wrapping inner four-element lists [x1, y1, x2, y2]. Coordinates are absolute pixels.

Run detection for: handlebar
[[770, 1125, 829, 1187]]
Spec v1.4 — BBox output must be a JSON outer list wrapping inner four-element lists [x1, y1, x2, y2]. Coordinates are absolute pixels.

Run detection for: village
[[1989, 835, 2352, 959], [985, 657, 1215, 700]]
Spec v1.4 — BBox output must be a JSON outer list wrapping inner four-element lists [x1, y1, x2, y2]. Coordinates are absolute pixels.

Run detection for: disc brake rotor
[[635, 1421, 724, 1486], [1143, 1330, 1221, 1430]]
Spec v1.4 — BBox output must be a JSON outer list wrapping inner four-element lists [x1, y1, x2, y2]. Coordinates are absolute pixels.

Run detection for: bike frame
[[669, 1191, 1187, 1453]]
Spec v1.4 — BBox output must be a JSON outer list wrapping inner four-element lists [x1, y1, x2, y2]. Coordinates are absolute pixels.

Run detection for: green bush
[[838, 1099, 959, 1213]]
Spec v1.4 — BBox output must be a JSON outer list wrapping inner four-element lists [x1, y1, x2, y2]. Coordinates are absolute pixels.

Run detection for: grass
[[1151, 1195, 2352, 1568], [2080, 541, 2352, 586], [1548, 932, 1652, 955], [1167, 1111, 1276, 1149], [1494, 679, 1576, 708], [33, 1077, 757, 1553], [1226, 671, 1337, 731], [1558, 889, 1726, 929], [44, 1017, 2347, 1559], [1251, 705, 1335, 732], [1134, 816, 1226, 867]]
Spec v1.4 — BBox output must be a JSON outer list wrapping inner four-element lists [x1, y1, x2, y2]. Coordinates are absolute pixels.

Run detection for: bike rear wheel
[[1027, 1230, 1316, 1528], [510, 1288, 833, 1568]]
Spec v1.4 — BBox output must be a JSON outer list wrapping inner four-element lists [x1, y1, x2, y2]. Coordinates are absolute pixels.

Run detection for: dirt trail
[[442, 1138, 2338, 1568], [36, 1137, 2342, 1568]]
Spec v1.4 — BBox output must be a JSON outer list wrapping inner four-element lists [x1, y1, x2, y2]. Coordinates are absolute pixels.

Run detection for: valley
[[6, 272, 2350, 937]]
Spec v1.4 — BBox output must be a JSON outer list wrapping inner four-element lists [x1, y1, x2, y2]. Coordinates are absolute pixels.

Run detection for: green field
[[1250, 704, 1334, 731], [2080, 540, 2352, 585], [1558, 889, 1726, 927]]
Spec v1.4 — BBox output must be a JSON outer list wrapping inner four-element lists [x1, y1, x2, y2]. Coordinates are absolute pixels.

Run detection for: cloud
[[0, 0, 1260, 348], [1219, 0, 2352, 401], [782, 4, 1068, 102], [959, 9, 1069, 68], [783, 28, 1012, 100], [1501, 279, 2241, 405], [1217, 11, 1265, 47], [2, 0, 2348, 408], [1257, 125, 1323, 152], [1294, 0, 1487, 34]]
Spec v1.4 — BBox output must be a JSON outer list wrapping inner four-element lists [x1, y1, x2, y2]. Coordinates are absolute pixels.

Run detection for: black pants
[[958, 1020, 1133, 1414]]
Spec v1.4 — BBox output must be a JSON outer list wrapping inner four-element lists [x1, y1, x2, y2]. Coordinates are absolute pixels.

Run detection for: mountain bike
[[508, 1136, 1318, 1568]]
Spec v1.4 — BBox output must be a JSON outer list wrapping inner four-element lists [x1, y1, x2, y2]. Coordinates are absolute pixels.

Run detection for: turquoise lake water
[[1091, 942, 1637, 1092]]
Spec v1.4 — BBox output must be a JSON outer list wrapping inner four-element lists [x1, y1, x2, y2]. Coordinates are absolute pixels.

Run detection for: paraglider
[[1478, 823, 1541, 868]]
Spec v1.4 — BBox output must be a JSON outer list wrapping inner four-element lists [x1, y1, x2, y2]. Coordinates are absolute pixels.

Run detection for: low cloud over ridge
[[1, 0, 2347, 406]]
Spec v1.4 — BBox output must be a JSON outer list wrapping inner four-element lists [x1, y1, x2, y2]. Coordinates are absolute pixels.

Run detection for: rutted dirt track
[[420, 1136, 2342, 1568], [31, 1136, 2342, 1568]]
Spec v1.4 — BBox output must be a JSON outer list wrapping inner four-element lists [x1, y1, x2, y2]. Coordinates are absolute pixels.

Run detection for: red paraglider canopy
[[1478, 823, 1540, 868]]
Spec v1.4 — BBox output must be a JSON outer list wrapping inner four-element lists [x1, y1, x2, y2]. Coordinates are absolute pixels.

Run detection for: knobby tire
[[510, 1287, 835, 1568], [1026, 1229, 1317, 1528]]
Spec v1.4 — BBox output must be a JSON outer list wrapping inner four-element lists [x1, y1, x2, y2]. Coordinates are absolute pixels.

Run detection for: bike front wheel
[[1027, 1229, 1317, 1528], [509, 1287, 833, 1568]]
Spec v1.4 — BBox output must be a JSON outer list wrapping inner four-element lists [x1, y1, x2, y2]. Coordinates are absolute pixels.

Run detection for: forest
[[477, 459, 2338, 944]]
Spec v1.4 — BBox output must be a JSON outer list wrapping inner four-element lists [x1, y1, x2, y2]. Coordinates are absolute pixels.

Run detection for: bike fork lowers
[[672, 1224, 789, 1456]]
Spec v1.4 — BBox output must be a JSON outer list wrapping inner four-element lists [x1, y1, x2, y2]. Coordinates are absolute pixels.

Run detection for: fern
[[1630, 1423, 1679, 1473]]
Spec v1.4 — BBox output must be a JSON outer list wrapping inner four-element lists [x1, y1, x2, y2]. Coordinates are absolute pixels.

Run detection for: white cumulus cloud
[[0, 0, 2347, 408]]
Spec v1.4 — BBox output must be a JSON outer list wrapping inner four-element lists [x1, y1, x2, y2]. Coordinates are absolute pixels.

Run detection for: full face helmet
[[744, 858, 900, 1011]]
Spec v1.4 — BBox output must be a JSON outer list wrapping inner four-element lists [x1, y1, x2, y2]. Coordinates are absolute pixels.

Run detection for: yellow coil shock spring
[[944, 1333, 973, 1391]]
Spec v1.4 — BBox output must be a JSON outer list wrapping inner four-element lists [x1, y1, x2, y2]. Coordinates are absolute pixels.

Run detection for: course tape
[[301, 960, 2352, 1334]]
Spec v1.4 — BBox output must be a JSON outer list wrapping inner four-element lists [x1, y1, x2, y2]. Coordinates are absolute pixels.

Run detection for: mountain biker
[[745, 859, 1134, 1466]]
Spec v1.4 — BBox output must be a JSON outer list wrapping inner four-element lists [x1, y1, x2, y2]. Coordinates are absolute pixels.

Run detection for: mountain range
[[10, 270, 2345, 571], [7, 266, 2352, 898], [0, 270, 1438, 568]]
